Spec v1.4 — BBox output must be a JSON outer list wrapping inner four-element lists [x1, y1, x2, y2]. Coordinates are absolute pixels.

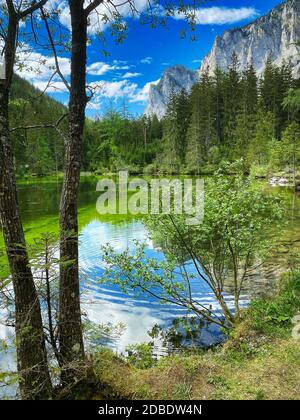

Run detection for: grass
[[90, 273, 300, 400], [16, 172, 97, 185], [90, 339, 299, 400]]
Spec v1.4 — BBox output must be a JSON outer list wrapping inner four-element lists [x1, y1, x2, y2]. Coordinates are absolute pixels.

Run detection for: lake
[[1, 176, 300, 388]]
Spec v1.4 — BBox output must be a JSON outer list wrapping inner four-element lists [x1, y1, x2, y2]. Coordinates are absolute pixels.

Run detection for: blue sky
[[15, 0, 284, 117]]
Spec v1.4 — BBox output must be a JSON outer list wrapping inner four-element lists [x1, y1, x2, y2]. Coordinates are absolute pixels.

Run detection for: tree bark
[[0, 3, 52, 399], [0, 11, 52, 398], [58, 0, 87, 382]]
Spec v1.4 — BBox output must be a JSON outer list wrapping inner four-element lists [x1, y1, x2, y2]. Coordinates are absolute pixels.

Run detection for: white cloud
[[129, 78, 160, 103], [100, 80, 137, 98], [17, 51, 70, 78], [10, 42, 155, 104], [121, 72, 142, 79], [55, 0, 150, 35], [86, 77, 160, 110], [87, 62, 113, 76], [14, 46, 70, 92], [88, 79, 137, 103], [56, 1, 71, 28], [87, 61, 130, 76], [113, 60, 129, 65], [40, 2, 260, 37], [85, 79, 136, 110], [86, 101, 102, 111], [0, 20, 71, 92], [140, 56, 153, 65], [174, 7, 259, 25]]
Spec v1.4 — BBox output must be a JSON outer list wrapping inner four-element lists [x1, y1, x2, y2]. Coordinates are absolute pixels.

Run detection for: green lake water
[[1, 176, 300, 357]]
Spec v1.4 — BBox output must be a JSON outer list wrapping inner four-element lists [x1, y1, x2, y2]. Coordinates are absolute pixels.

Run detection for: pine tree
[[281, 122, 300, 185], [174, 89, 191, 165], [259, 58, 293, 139], [231, 62, 258, 161], [247, 104, 275, 166], [223, 52, 243, 152], [214, 68, 225, 145], [162, 89, 191, 171], [185, 83, 203, 173], [186, 73, 217, 171]]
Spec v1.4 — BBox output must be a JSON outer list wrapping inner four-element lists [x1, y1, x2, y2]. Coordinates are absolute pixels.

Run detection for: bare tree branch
[[40, 7, 71, 92], [18, 0, 48, 19], [10, 113, 69, 143], [84, 0, 105, 16]]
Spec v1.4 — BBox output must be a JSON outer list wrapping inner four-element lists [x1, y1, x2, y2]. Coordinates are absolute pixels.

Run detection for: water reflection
[[79, 220, 246, 353], [1, 179, 300, 397]]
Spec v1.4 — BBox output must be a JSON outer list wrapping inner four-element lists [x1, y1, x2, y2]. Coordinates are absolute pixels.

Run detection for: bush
[[125, 343, 157, 369], [249, 164, 270, 179], [143, 163, 159, 175], [247, 272, 300, 336]]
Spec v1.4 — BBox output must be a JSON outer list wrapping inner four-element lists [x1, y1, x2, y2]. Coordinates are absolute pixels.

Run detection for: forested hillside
[[10, 76, 67, 176], [10, 75, 164, 177], [161, 56, 300, 175], [11, 58, 300, 178]]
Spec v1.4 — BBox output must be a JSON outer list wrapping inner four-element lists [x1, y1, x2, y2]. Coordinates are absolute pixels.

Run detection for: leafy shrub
[[126, 343, 157, 369], [249, 164, 270, 179], [248, 272, 300, 336]]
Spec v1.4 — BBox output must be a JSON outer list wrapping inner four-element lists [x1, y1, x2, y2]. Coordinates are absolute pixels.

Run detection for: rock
[[144, 1, 300, 118], [145, 65, 198, 119], [199, 0, 300, 78], [279, 177, 289, 185], [269, 176, 290, 186]]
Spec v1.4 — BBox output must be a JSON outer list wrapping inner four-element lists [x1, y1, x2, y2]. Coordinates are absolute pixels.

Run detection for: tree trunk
[[0, 84, 52, 399], [58, 0, 87, 383], [0, 7, 52, 399]]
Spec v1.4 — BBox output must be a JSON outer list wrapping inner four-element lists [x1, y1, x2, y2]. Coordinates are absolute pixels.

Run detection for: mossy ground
[[90, 336, 299, 400]]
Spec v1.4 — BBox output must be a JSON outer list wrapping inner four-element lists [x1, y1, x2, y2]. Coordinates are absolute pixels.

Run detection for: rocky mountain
[[145, 0, 300, 119], [200, 0, 300, 77], [145, 65, 198, 119]]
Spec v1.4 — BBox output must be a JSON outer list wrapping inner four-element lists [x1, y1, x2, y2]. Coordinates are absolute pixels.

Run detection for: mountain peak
[[145, 65, 198, 119], [145, 0, 300, 119], [200, 0, 300, 77]]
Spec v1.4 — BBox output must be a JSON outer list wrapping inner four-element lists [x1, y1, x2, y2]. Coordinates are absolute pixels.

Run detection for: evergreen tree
[[260, 59, 293, 139], [231, 63, 258, 161], [214, 68, 225, 145], [9, 59, 300, 176], [281, 122, 300, 185], [186, 72, 217, 171], [223, 52, 243, 150], [174, 89, 191, 165], [161, 89, 190, 171], [247, 105, 275, 166]]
